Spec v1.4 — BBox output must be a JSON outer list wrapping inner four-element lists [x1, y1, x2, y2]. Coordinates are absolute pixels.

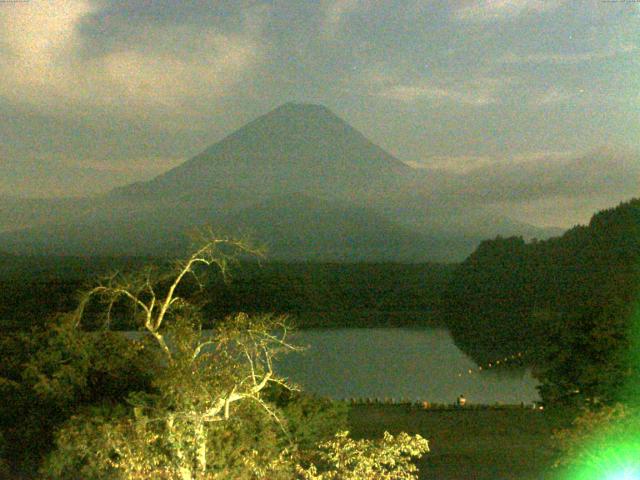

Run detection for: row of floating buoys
[[456, 351, 525, 377]]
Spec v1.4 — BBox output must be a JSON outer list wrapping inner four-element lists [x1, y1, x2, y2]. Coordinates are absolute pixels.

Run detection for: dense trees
[[442, 198, 640, 407], [0, 317, 157, 477], [0, 261, 454, 331], [441, 236, 536, 365], [201, 262, 453, 327]]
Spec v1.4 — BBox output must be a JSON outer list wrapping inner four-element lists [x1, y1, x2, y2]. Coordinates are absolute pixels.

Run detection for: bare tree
[[68, 234, 300, 480]]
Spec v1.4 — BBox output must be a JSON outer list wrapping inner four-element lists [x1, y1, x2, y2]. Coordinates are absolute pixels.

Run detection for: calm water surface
[[276, 328, 540, 405]]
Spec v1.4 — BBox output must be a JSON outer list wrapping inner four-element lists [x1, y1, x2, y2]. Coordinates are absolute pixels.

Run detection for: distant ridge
[[215, 192, 477, 261]]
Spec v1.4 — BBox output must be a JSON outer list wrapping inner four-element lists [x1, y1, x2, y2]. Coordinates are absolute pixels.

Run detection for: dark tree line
[[441, 198, 640, 407], [0, 262, 455, 331]]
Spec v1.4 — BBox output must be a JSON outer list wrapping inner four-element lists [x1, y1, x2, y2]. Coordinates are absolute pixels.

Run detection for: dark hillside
[[442, 197, 640, 406]]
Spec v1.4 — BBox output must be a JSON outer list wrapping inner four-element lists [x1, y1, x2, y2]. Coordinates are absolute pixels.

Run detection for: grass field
[[348, 404, 572, 480]]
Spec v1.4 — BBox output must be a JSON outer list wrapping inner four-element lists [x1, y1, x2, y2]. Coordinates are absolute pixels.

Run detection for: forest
[[0, 261, 455, 331], [441, 198, 640, 407]]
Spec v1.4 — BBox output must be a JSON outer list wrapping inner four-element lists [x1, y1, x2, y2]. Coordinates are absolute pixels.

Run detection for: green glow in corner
[[605, 468, 640, 480], [561, 432, 640, 480], [560, 297, 640, 480]]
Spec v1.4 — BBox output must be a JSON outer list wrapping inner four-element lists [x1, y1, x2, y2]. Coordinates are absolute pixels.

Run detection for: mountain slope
[[216, 193, 478, 261], [0, 195, 90, 233]]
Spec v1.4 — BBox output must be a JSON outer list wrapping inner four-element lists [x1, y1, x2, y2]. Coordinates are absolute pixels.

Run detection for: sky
[[0, 0, 638, 227]]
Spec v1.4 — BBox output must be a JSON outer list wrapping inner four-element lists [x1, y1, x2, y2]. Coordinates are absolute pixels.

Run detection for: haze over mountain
[[1, 103, 566, 261]]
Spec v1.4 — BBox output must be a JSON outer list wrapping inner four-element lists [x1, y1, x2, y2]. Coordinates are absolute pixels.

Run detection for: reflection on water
[[275, 328, 540, 404]]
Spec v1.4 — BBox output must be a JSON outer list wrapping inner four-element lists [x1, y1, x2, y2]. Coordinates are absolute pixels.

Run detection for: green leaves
[[296, 430, 429, 480]]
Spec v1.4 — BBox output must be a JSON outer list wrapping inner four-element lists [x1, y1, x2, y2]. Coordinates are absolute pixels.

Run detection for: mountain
[[112, 103, 412, 205], [0, 103, 559, 261], [426, 210, 565, 241]]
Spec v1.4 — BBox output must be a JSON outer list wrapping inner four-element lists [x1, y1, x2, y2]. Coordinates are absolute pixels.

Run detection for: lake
[[276, 328, 540, 405]]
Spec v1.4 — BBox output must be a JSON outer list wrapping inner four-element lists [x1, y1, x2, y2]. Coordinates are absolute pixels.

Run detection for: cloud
[[399, 148, 639, 229], [379, 84, 493, 105], [0, 1, 92, 59], [421, 147, 640, 204], [98, 30, 260, 107], [500, 42, 639, 64], [321, 0, 363, 37], [0, 0, 94, 96], [529, 85, 576, 105], [405, 154, 498, 173], [376, 76, 509, 106], [409, 150, 577, 172], [0, 1, 266, 116], [454, 0, 565, 22], [320, 0, 384, 38], [0, 152, 184, 198]]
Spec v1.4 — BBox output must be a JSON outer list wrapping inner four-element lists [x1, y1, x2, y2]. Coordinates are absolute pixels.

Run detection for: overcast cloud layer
[[1, 0, 638, 227]]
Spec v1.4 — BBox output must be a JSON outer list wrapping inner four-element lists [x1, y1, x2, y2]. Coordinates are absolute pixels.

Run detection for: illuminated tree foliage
[[12, 235, 429, 480], [295, 431, 429, 480], [0, 315, 157, 477]]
